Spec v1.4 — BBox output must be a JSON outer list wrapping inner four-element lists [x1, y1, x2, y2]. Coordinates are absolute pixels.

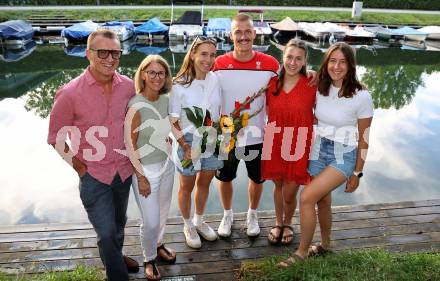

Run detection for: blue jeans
[[308, 136, 357, 179], [79, 173, 131, 281], [177, 133, 223, 176]]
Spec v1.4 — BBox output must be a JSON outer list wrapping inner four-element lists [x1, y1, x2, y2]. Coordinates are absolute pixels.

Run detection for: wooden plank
[[0, 200, 439, 279], [1, 204, 438, 243], [1, 221, 439, 266], [1, 231, 439, 275], [1, 212, 438, 254], [1, 199, 438, 234]]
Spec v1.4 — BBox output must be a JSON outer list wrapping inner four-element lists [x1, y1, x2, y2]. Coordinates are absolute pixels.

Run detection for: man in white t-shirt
[[213, 13, 279, 238]]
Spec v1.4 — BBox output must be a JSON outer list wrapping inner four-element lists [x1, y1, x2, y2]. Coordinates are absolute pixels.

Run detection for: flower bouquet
[[181, 86, 266, 168]]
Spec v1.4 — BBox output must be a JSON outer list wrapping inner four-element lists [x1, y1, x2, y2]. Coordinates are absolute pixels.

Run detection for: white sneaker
[[246, 212, 260, 237], [217, 214, 233, 238], [195, 222, 218, 241], [183, 224, 201, 249]]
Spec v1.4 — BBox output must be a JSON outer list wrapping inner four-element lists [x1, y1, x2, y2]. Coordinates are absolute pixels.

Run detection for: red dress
[[261, 75, 316, 184]]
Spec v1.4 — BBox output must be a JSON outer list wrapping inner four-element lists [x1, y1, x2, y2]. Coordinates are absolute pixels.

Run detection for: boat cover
[[270, 17, 299, 32], [61, 20, 99, 40], [0, 20, 34, 40], [175, 11, 202, 25], [135, 18, 168, 34], [102, 21, 135, 31]]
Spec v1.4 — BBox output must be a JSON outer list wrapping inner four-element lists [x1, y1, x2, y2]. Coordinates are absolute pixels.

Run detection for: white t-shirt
[[315, 84, 374, 146], [169, 71, 222, 134]]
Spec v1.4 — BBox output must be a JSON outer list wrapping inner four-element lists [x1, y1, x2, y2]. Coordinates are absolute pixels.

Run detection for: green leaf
[[194, 106, 205, 127], [182, 107, 200, 127]]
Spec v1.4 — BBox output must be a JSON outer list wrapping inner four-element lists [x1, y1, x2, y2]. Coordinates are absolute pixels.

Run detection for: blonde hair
[[87, 29, 119, 49], [134, 55, 172, 95], [231, 13, 254, 29], [173, 38, 216, 86]]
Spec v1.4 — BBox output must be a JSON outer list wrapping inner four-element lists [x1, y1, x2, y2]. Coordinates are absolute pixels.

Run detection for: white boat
[[364, 25, 404, 41], [394, 26, 428, 42], [340, 25, 375, 42], [417, 26, 440, 40], [239, 9, 272, 36], [99, 21, 135, 42], [298, 22, 346, 41], [168, 0, 204, 41]]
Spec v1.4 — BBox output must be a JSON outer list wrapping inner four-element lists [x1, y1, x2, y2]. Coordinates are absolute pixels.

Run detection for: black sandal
[[267, 225, 283, 245], [144, 259, 161, 281], [157, 244, 176, 264]]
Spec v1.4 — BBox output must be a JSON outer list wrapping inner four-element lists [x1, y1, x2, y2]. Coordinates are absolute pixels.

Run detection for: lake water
[[1, 39, 440, 226]]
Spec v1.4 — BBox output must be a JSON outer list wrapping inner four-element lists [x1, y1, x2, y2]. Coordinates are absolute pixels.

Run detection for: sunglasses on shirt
[[89, 48, 122, 60]]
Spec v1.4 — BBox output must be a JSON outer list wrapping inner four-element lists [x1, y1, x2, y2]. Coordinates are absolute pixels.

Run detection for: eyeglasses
[[143, 70, 166, 79], [89, 48, 122, 59]]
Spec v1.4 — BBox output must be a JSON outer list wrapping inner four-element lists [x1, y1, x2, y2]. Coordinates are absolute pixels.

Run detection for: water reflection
[[1, 43, 440, 225]]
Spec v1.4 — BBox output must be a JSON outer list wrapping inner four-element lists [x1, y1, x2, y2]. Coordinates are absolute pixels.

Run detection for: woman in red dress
[[261, 39, 316, 245]]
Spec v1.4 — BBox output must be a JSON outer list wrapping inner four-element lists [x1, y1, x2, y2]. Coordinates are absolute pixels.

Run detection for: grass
[[1, 8, 440, 25], [0, 265, 105, 281], [238, 249, 440, 281]]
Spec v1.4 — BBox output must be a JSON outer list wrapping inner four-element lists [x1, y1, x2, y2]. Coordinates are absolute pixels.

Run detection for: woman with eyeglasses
[[169, 36, 222, 249], [125, 55, 175, 281]]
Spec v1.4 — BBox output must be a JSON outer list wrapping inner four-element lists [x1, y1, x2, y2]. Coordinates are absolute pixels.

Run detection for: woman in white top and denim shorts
[[169, 37, 223, 249], [280, 42, 374, 265]]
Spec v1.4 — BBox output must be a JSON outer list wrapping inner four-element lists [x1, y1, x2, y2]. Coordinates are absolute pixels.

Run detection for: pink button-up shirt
[[48, 67, 135, 185]]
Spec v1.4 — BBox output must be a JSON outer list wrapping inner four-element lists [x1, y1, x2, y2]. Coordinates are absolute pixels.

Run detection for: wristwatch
[[353, 171, 363, 178]]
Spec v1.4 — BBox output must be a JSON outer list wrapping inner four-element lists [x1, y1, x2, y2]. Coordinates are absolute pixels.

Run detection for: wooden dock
[[0, 199, 439, 280]]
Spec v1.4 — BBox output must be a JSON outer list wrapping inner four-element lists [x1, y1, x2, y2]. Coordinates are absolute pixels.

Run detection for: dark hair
[[273, 38, 308, 96], [317, 42, 364, 98]]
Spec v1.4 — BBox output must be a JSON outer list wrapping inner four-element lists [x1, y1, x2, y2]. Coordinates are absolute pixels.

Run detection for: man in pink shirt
[[47, 30, 138, 281]]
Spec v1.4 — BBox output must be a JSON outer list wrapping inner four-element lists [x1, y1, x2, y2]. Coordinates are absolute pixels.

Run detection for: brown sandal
[[144, 259, 161, 281], [278, 253, 304, 268], [281, 225, 294, 245], [267, 226, 283, 245], [157, 244, 176, 264], [307, 244, 333, 257]]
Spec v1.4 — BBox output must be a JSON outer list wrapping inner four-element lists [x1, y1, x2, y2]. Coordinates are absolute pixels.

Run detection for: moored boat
[[364, 25, 404, 41], [168, 0, 204, 41], [298, 22, 346, 41], [0, 20, 34, 48], [99, 21, 135, 42], [341, 25, 375, 43], [61, 20, 99, 45], [417, 26, 440, 40], [135, 17, 168, 41], [394, 26, 428, 42]]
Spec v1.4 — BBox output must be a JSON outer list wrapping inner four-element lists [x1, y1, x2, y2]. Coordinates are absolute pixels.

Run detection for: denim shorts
[[308, 136, 357, 179], [176, 133, 223, 176]]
